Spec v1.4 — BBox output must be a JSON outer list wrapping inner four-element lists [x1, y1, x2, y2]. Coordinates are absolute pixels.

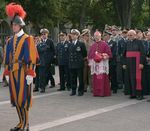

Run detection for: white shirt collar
[[43, 39, 47, 42], [60, 40, 65, 44], [108, 39, 111, 43], [73, 39, 78, 45], [15, 29, 24, 37]]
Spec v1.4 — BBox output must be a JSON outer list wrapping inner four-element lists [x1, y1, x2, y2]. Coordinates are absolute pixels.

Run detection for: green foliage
[[0, 0, 150, 30], [0, 0, 7, 18], [89, 0, 118, 30], [132, 0, 150, 29]]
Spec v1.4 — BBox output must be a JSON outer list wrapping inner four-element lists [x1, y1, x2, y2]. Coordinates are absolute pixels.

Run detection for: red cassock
[[88, 41, 112, 96]]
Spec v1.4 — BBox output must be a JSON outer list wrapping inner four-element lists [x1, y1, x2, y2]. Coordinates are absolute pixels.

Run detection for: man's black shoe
[[136, 96, 144, 100], [130, 96, 136, 99], [10, 127, 20, 131], [49, 85, 55, 88], [147, 99, 150, 102], [57, 89, 65, 91], [33, 88, 39, 92], [84, 89, 87, 92], [78, 92, 84, 96], [40, 90, 45, 93], [113, 90, 117, 94], [70, 92, 76, 96]]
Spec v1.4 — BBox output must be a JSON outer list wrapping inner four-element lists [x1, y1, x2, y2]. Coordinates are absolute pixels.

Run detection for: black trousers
[[142, 65, 150, 95], [59, 65, 70, 90], [70, 68, 84, 94], [39, 66, 46, 91], [116, 62, 124, 85], [34, 66, 40, 90], [109, 65, 118, 92], [45, 64, 55, 86]]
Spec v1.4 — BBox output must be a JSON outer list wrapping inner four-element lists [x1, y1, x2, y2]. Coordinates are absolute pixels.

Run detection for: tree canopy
[[1, 0, 150, 31]]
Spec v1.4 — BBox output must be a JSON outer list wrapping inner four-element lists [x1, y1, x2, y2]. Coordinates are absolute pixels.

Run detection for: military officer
[[37, 34, 47, 93], [56, 31, 70, 91], [69, 29, 87, 96], [40, 28, 55, 88], [80, 29, 93, 92], [103, 30, 118, 93]]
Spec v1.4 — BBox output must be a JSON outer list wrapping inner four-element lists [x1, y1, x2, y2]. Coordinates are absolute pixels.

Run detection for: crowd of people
[[18, 25, 149, 100], [1, 25, 150, 99], [0, 26, 150, 99]]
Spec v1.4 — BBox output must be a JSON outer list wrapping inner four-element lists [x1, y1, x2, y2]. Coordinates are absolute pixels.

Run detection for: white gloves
[[5, 76, 9, 83], [5, 75, 33, 85], [26, 75, 33, 85]]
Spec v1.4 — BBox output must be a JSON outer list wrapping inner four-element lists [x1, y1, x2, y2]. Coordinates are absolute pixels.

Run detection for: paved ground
[[0, 67, 150, 131]]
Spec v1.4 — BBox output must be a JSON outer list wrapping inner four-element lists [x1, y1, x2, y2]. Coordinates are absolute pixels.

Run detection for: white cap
[[71, 29, 80, 36]]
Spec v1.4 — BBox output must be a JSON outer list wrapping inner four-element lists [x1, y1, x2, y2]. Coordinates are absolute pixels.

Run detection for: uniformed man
[[110, 26, 123, 89], [80, 29, 93, 92], [33, 35, 41, 92], [103, 31, 118, 93], [69, 29, 87, 96], [37, 34, 47, 93], [146, 32, 150, 101], [40, 28, 55, 88], [56, 31, 70, 91], [142, 31, 150, 96], [118, 30, 128, 92]]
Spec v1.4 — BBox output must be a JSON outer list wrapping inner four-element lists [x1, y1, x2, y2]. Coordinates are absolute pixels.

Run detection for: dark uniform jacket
[[56, 41, 70, 65], [142, 40, 149, 55], [118, 38, 127, 56], [44, 39, 55, 65], [37, 42, 47, 66], [108, 40, 117, 66], [69, 40, 87, 69]]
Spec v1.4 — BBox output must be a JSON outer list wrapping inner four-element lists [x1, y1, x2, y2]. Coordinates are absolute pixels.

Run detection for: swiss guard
[[4, 3, 38, 131]]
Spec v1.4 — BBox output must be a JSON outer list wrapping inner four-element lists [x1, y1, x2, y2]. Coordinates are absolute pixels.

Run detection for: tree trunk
[[113, 0, 132, 28], [80, 1, 86, 29]]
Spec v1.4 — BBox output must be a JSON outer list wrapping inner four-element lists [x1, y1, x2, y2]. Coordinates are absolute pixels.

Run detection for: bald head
[[127, 30, 136, 40], [128, 30, 136, 35], [94, 31, 101, 42]]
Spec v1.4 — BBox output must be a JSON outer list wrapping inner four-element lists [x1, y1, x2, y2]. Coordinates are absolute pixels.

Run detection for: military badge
[[64, 44, 68, 48], [76, 46, 81, 51]]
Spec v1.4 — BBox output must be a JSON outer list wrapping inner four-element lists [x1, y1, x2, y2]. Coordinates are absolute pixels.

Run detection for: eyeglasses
[[42, 34, 46, 35]]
